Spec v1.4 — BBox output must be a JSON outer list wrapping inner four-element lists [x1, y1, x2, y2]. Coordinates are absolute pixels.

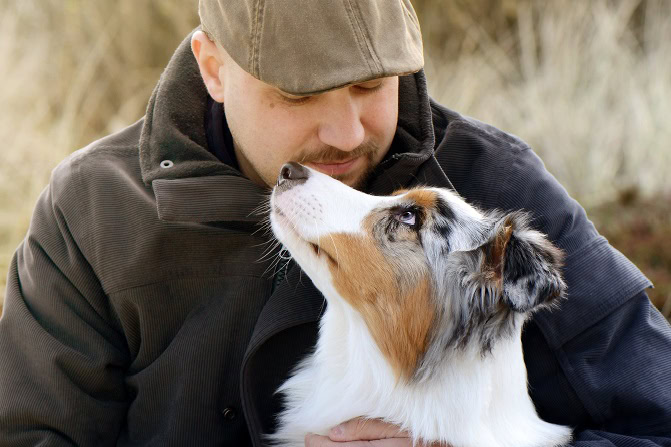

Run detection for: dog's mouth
[[308, 242, 320, 256], [307, 242, 338, 267], [272, 207, 338, 267]]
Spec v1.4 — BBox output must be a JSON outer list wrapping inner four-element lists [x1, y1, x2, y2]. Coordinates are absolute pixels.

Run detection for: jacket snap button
[[160, 160, 174, 168], [221, 407, 237, 420]]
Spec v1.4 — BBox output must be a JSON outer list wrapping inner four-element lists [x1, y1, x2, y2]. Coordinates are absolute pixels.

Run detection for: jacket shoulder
[[429, 103, 651, 348], [50, 119, 143, 198], [430, 102, 582, 248], [430, 102, 529, 208], [40, 119, 153, 291]]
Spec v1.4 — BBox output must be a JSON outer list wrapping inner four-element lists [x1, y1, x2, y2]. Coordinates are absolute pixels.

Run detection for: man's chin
[[334, 165, 374, 190]]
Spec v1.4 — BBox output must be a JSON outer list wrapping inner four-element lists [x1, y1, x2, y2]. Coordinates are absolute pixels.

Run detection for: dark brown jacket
[[1, 31, 670, 447]]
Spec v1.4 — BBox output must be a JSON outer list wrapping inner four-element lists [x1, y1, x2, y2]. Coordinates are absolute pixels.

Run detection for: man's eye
[[396, 210, 416, 226], [280, 95, 311, 105], [354, 81, 384, 92]]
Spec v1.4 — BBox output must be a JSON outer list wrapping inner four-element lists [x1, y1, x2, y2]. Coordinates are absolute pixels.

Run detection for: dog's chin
[[270, 209, 333, 277]]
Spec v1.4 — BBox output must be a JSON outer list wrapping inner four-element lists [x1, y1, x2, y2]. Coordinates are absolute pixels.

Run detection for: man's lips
[[305, 156, 362, 176]]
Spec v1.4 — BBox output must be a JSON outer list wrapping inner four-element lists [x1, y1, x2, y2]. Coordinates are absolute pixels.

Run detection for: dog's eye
[[397, 210, 416, 226]]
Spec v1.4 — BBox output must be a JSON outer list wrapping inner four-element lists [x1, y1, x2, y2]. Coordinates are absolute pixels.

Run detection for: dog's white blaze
[[269, 166, 572, 447], [272, 168, 394, 241]]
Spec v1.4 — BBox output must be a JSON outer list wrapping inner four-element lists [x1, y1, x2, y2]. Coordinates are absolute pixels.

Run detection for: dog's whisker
[[255, 234, 281, 254], [249, 196, 273, 217], [257, 241, 283, 264], [251, 236, 279, 251], [251, 224, 270, 238], [258, 236, 282, 253], [262, 245, 293, 278]]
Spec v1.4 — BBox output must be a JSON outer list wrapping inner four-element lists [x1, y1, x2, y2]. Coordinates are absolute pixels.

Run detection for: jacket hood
[[139, 29, 436, 218]]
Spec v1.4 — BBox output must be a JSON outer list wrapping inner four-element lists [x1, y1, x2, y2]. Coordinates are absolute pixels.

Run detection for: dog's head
[[270, 162, 565, 381]]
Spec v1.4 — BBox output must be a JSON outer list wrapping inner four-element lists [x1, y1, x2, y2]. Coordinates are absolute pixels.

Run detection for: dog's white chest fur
[[271, 299, 570, 447]]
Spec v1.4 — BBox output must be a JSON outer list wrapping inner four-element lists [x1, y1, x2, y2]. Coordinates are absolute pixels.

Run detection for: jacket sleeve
[[0, 163, 129, 445], [526, 292, 671, 447], [498, 146, 671, 445]]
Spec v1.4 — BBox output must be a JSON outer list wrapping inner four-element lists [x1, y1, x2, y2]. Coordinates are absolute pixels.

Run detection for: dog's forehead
[[391, 188, 439, 208], [392, 187, 483, 221]]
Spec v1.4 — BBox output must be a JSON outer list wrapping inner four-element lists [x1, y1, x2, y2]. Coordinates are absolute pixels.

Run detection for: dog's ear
[[481, 212, 566, 313]]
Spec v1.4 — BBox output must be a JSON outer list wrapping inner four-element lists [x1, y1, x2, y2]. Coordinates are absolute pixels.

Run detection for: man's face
[[218, 49, 399, 189]]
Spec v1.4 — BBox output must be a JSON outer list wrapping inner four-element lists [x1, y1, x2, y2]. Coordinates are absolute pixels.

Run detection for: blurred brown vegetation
[[0, 0, 669, 317], [590, 191, 671, 316]]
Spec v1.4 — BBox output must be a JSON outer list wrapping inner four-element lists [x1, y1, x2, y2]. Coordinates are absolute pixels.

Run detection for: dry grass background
[[0, 0, 669, 315]]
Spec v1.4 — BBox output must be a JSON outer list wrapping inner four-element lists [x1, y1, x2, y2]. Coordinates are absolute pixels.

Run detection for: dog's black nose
[[277, 162, 309, 188]]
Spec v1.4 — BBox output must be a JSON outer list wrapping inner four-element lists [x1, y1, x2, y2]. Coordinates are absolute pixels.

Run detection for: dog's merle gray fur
[[389, 195, 566, 383]]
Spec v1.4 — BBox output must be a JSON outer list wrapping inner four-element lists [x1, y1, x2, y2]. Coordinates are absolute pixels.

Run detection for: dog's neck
[[293, 292, 559, 446]]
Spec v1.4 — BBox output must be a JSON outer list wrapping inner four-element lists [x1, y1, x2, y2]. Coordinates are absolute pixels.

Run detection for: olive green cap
[[198, 0, 424, 95]]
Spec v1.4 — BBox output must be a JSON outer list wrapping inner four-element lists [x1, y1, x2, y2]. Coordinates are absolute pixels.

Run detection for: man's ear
[[191, 30, 226, 102], [482, 212, 566, 313]]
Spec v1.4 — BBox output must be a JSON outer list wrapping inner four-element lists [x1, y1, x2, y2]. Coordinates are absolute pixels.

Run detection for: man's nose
[[317, 90, 365, 152]]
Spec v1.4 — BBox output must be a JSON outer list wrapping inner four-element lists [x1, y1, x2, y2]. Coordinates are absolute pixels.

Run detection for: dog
[[268, 162, 572, 447]]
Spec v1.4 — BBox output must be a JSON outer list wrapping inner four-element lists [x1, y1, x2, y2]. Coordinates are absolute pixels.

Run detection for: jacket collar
[[139, 28, 437, 222]]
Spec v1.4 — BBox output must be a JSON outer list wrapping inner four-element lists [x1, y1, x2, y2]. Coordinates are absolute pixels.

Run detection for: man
[[0, 1, 669, 446]]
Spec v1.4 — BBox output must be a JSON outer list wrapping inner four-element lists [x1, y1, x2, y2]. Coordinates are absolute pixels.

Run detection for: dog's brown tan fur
[[320, 230, 434, 380]]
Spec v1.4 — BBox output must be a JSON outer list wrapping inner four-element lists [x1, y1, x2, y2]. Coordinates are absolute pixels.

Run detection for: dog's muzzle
[[276, 162, 309, 192]]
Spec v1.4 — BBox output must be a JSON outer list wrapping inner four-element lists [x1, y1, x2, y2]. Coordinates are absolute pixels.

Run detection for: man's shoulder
[[44, 118, 149, 258], [430, 102, 535, 211], [36, 118, 179, 294], [428, 103, 652, 348], [429, 102, 593, 253], [433, 104, 531, 156], [50, 119, 144, 205]]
